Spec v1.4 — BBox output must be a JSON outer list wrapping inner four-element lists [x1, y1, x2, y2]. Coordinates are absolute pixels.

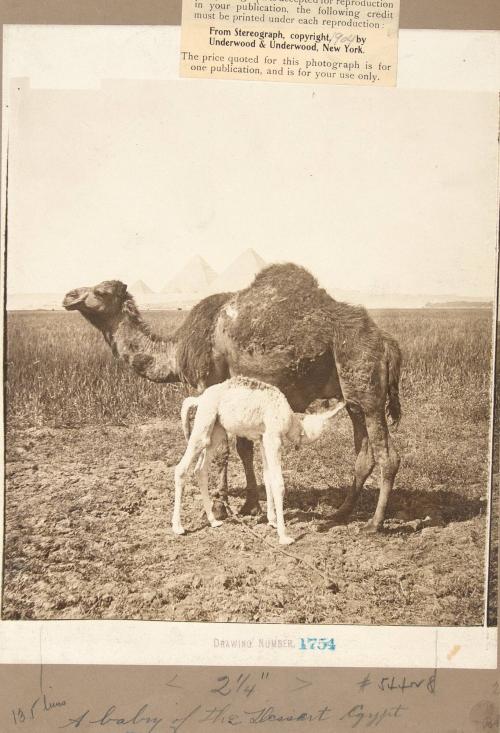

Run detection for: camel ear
[[95, 280, 126, 297]]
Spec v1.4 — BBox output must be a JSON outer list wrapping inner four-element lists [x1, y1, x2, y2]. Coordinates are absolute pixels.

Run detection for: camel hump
[[249, 263, 319, 293], [220, 262, 333, 364]]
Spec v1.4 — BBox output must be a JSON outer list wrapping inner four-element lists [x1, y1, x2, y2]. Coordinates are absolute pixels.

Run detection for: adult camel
[[63, 263, 401, 531]]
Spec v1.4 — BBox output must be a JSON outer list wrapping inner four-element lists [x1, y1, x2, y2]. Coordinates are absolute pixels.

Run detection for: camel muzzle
[[62, 288, 89, 310]]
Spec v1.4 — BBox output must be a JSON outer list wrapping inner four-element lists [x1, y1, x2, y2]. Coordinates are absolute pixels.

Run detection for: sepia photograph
[[1, 26, 498, 631]]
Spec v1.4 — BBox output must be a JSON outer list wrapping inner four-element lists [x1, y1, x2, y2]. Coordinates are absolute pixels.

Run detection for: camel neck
[[108, 310, 180, 383]]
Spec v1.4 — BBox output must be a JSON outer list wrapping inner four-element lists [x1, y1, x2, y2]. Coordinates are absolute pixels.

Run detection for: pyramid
[[207, 248, 266, 294], [163, 255, 217, 294], [129, 279, 154, 295]]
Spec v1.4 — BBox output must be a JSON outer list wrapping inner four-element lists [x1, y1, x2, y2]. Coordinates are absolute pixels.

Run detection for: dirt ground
[[3, 412, 492, 625], [3, 308, 496, 625]]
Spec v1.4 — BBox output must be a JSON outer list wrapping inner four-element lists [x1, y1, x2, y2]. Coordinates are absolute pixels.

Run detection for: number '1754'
[[299, 638, 335, 651]]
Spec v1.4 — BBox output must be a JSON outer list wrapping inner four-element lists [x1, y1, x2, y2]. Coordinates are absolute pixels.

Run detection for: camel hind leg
[[173, 437, 207, 536], [173, 400, 218, 535], [362, 411, 400, 532]]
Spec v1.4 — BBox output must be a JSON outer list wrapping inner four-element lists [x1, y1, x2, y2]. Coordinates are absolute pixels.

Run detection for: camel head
[[64, 280, 179, 382], [296, 400, 346, 446], [63, 280, 128, 326]]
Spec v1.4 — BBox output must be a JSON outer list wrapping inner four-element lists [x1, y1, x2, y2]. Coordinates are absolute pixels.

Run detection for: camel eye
[[94, 289, 108, 298]]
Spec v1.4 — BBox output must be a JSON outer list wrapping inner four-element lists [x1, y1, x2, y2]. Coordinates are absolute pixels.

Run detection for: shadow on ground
[[227, 480, 486, 529]]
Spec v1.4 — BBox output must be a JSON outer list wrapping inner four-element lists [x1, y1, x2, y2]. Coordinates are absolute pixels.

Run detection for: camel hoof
[[279, 535, 295, 545], [267, 520, 278, 529], [210, 519, 223, 528], [212, 500, 228, 521], [316, 519, 343, 533], [332, 505, 354, 523], [172, 525, 185, 536], [360, 520, 381, 534], [238, 500, 262, 517], [330, 512, 349, 525]]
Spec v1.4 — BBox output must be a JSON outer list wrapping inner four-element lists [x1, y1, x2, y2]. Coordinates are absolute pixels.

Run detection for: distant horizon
[[6, 251, 494, 302], [7, 287, 494, 301]]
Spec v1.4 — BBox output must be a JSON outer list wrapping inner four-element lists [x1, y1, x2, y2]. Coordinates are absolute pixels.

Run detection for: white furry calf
[[172, 376, 345, 544]]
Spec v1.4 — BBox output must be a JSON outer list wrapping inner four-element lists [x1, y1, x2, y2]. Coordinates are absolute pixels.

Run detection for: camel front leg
[[211, 435, 230, 520], [236, 437, 261, 516], [198, 423, 227, 529], [260, 439, 277, 528], [263, 433, 294, 545], [334, 404, 375, 522], [211, 437, 261, 519]]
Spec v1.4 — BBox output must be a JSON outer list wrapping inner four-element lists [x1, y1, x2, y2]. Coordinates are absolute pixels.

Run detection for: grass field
[[3, 307, 497, 625], [6, 308, 493, 429]]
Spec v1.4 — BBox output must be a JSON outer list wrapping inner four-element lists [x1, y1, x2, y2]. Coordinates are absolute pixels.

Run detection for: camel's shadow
[[226, 481, 486, 529]]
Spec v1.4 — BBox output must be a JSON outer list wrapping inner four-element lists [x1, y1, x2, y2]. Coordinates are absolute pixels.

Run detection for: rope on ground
[[221, 500, 337, 590]]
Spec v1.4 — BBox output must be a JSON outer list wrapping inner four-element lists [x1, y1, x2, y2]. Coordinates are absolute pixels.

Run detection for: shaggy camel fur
[[63, 263, 401, 531], [173, 377, 346, 544]]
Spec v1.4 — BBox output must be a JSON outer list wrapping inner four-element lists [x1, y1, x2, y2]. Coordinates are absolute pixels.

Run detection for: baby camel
[[172, 376, 345, 544]]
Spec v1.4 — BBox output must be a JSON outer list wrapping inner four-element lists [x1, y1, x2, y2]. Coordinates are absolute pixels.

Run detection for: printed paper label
[[181, 0, 399, 85]]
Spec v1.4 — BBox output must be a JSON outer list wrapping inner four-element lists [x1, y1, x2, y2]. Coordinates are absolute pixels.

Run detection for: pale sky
[[3, 26, 499, 297]]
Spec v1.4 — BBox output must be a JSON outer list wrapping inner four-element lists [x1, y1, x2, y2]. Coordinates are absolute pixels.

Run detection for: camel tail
[[384, 334, 402, 428], [180, 396, 199, 441]]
